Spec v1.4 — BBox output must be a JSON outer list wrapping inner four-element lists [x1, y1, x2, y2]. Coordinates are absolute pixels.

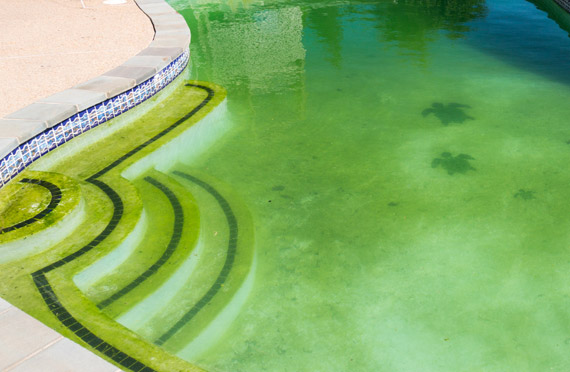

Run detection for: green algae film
[[165, 0, 570, 371], [0, 82, 227, 372], [0, 172, 81, 240], [1, 0, 570, 371]]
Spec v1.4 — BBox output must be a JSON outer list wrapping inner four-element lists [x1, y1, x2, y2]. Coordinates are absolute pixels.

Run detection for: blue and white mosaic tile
[[0, 49, 189, 187]]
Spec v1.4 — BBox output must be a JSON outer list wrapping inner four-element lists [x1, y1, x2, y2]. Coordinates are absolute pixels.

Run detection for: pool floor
[[2, 0, 570, 371]]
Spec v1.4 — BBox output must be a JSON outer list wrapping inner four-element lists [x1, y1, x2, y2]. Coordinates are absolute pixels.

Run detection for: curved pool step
[[74, 165, 256, 357], [0, 171, 85, 264], [143, 167, 255, 355], [75, 169, 200, 320], [0, 81, 229, 372], [114, 168, 234, 344]]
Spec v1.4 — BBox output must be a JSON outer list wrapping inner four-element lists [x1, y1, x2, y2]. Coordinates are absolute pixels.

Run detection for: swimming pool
[[2, 0, 570, 371]]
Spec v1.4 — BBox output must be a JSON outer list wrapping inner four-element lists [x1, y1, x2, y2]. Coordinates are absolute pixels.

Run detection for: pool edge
[[0, 0, 190, 190]]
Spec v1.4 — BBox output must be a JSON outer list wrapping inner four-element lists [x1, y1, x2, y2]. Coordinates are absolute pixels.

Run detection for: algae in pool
[[167, 0, 570, 370], [1, 0, 570, 371]]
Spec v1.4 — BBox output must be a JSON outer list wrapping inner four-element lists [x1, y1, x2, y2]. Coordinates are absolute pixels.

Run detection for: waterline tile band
[[0, 0, 190, 188]]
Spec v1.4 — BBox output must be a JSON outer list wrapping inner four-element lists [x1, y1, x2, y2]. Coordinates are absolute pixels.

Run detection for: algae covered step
[[0, 171, 85, 264], [0, 80, 228, 372], [75, 165, 257, 361], [151, 167, 255, 358], [75, 169, 200, 320]]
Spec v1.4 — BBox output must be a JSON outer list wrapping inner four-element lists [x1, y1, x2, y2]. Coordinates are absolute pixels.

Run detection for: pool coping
[[0, 0, 191, 370], [0, 0, 191, 190]]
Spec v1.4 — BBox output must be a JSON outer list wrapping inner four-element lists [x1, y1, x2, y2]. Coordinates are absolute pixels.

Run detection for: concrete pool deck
[[0, 0, 191, 184], [0, 0, 189, 370], [0, 0, 154, 119], [0, 297, 121, 371]]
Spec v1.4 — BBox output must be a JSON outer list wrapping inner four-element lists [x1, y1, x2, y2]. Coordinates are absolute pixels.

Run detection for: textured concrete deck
[[0, 0, 154, 119], [0, 0, 172, 370], [0, 0, 191, 164]]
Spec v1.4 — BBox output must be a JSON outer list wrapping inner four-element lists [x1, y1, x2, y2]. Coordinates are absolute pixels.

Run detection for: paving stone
[[0, 308, 61, 370], [103, 66, 157, 85], [136, 0, 165, 4], [0, 0, 189, 369], [149, 13, 186, 25], [153, 22, 188, 32], [138, 47, 183, 60], [39, 89, 107, 111], [155, 28, 191, 39], [154, 31, 190, 39], [153, 19, 187, 28], [74, 76, 136, 99], [138, 2, 176, 15], [0, 297, 13, 313], [0, 119, 47, 144], [148, 36, 190, 49], [122, 55, 171, 71], [10, 338, 120, 372], [5, 103, 77, 128], [0, 138, 17, 159]]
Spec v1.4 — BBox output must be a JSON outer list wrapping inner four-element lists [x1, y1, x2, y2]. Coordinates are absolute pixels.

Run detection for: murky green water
[[168, 0, 570, 370]]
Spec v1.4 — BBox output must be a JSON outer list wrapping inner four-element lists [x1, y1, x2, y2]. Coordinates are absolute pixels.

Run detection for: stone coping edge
[[0, 0, 191, 189]]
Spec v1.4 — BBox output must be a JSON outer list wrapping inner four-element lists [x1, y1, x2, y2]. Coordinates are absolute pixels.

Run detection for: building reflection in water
[[183, 0, 487, 115]]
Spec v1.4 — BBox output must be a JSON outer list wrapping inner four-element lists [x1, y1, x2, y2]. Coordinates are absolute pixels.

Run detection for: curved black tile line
[[156, 171, 238, 346], [97, 176, 184, 309], [87, 84, 215, 181], [31, 84, 215, 372], [0, 178, 62, 234]]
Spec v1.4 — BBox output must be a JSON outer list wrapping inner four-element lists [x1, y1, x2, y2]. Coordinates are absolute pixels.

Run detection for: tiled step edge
[[0, 0, 191, 189]]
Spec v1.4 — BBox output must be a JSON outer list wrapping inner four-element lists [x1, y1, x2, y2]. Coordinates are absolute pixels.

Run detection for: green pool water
[[3, 0, 570, 371], [166, 0, 570, 370]]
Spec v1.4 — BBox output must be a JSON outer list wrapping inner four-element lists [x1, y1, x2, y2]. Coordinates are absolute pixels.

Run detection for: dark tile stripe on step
[[97, 176, 184, 309], [0, 178, 62, 234], [29, 84, 216, 372], [32, 272, 155, 372], [155, 171, 238, 345], [87, 84, 214, 182]]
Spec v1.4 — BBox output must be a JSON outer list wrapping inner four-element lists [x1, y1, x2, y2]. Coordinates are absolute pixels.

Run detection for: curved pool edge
[[0, 0, 191, 190]]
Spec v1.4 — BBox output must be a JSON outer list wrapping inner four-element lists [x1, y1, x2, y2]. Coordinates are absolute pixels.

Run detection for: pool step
[[72, 166, 256, 356], [114, 168, 234, 345], [0, 171, 85, 264], [0, 81, 229, 372], [74, 169, 200, 320], [0, 169, 144, 280], [0, 165, 255, 364], [147, 167, 255, 355], [6, 164, 256, 360]]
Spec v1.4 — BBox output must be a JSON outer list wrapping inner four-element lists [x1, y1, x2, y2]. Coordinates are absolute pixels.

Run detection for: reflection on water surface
[[166, 0, 570, 370]]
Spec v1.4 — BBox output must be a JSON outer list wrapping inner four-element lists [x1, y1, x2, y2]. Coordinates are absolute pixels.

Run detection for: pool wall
[[0, 0, 191, 189]]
